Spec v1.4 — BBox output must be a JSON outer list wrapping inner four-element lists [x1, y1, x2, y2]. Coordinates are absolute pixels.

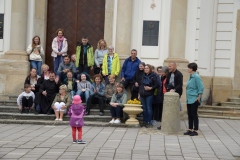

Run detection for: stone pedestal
[[161, 92, 180, 134], [163, 58, 189, 120], [0, 51, 29, 100]]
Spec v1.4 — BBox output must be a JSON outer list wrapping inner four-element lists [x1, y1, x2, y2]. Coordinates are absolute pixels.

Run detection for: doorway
[[45, 0, 105, 69]]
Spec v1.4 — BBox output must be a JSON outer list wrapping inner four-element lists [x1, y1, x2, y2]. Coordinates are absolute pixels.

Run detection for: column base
[[0, 50, 30, 97], [163, 58, 189, 120]]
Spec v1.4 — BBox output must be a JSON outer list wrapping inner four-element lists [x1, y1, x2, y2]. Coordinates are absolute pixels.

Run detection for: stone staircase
[[0, 95, 140, 127], [198, 97, 240, 119], [3, 94, 239, 126]]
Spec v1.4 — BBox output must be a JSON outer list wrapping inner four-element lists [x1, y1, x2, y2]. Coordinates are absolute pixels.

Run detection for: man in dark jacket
[[165, 62, 183, 97], [121, 49, 141, 90], [57, 55, 77, 82], [38, 72, 61, 114]]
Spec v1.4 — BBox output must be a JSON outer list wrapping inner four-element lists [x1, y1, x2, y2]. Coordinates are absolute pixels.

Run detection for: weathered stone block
[[161, 92, 181, 134]]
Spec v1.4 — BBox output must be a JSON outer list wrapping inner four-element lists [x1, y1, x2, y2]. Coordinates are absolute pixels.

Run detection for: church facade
[[0, 0, 240, 106]]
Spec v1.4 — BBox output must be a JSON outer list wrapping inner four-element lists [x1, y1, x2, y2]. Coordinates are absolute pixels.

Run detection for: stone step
[[0, 106, 18, 113], [8, 95, 18, 101], [198, 109, 240, 117], [199, 115, 240, 120], [0, 119, 139, 127], [220, 102, 240, 107], [228, 97, 240, 103], [0, 100, 17, 106], [0, 112, 112, 122], [201, 105, 240, 112], [0, 100, 112, 110], [0, 106, 112, 116]]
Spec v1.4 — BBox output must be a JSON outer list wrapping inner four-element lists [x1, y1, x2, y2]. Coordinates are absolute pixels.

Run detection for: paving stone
[[150, 156, 167, 160], [19, 158, 39, 160], [114, 154, 132, 159], [0, 118, 239, 159], [77, 155, 96, 160]]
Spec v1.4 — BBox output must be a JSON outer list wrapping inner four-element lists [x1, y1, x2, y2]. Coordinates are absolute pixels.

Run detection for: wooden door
[[45, 0, 105, 70]]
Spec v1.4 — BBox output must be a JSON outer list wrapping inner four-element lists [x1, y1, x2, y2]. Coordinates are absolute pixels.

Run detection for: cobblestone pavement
[[0, 118, 240, 160]]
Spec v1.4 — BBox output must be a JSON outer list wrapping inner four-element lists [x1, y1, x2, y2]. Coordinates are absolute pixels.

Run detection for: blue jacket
[[139, 73, 159, 97], [90, 82, 105, 96], [121, 57, 141, 80], [153, 73, 163, 104]]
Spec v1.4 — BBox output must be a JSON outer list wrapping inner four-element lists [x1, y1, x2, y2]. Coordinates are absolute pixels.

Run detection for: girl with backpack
[[68, 95, 86, 144]]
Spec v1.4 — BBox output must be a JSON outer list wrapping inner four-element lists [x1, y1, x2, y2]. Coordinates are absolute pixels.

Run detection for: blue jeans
[[110, 105, 123, 118], [140, 95, 153, 123], [30, 60, 42, 76], [70, 91, 75, 101], [59, 72, 67, 82], [76, 90, 90, 103], [53, 56, 63, 74], [103, 75, 110, 85]]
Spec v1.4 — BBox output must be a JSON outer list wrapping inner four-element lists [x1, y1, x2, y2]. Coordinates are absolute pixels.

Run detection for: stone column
[[10, 0, 28, 50], [26, 0, 35, 47], [110, 0, 132, 85], [161, 92, 181, 134], [115, 0, 132, 56], [104, 0, 114, 46], [34, 0, 47, 63], [164, 0, 189, 78], [168, 0, 187, 59], [0, 0, 29, 99], [163, 0, 189, 115]]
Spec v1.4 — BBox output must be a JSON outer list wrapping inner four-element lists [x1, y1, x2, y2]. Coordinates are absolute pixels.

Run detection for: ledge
[[4, 50, 28, 56], [164, 58, 189, 63]]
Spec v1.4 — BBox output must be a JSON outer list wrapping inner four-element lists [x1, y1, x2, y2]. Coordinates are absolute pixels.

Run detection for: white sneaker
[[109, 119, 115, 124], [55, 119, 59, 121], [58, 119, 63, 121], [114, 119, 121, 124]]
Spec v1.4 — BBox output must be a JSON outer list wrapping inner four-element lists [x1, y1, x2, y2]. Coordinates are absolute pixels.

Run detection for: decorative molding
[[150, 0, 156, 9]]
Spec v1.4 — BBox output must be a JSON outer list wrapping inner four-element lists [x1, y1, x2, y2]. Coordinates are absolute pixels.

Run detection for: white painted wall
[[213, 0, 240, 77], [141, 0, 161, 59], [131, 0, 171, 67], [0, 0, 11, 55], [186, 0, 240, 78], [214, 0, 234, 77], [0, 0, 4, 52], [197, 0, 217, 77], [185, 0, 199, 63]]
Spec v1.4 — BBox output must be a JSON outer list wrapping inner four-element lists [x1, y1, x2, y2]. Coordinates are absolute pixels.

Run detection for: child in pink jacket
[[68, 95, 86, 144]]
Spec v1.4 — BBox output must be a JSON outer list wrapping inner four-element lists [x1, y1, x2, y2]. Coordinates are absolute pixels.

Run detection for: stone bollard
[[161, 92, 181, 134]]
